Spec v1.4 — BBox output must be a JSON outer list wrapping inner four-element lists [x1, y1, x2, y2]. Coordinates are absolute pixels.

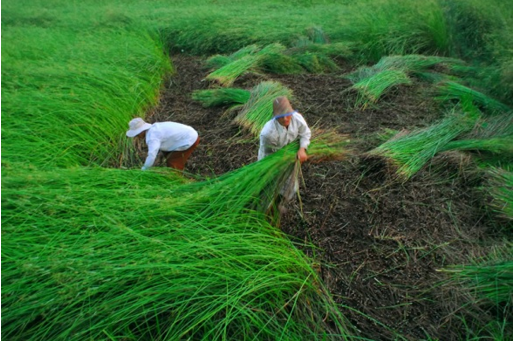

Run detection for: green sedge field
[[2, 0, 512, 340]]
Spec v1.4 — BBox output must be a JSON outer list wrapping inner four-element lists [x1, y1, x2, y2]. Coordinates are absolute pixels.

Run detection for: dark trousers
[[163, 137, 200, 170]]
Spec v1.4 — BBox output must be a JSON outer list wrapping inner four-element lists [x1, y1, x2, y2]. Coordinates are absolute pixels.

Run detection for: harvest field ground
[[2, 0, 513, 340], [139, 54, 513, 340]]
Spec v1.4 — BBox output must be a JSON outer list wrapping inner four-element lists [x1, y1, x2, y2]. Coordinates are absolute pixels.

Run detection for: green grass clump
[[205, 44, 261, 69], [233, 81, 294, 137], [440, 112, 513, 168], [346, 55, 463, 83], [205, 43, 286, 86], [205, 40, 347, 84], [345, 54, 464, 106], [352, 69, 412, 106], [368, 107, 480, 179], [205, 53, 262, 87], [482, 167, 513, 220], [2, 142, 353, 340], [436, 81, 512, 115], [439, 256, 513, 306], [2, 23, 172, 169], [260, 53, 306, 74], [441, 136, 513, 155], [191, 88, 251, 108]]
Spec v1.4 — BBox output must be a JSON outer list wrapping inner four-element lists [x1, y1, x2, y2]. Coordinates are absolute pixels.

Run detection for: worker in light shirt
[[258, 96, 311, 162], [258, 96, 311, 206], [126, 117, 199, 171]]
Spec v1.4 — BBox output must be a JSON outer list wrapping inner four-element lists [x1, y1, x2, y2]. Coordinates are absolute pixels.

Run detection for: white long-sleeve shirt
[[258, 112, 311, 161], [142, 122, 198, 170]]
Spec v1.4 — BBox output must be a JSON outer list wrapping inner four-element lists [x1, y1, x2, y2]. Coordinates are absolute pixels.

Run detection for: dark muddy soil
[[146, 54, 511, 341]]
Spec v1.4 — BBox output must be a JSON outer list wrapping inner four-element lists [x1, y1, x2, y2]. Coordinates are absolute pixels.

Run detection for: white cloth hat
[[126, 117, 152, 137]]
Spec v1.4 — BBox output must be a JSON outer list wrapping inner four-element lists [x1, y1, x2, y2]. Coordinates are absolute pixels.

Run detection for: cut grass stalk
[[205, 43, 286, 87], [345, 54, 464, 107], [345, 54, 464, 83], [439, 260, 513, 306], [436, 80, 512, 115], [482, 167, 513, 220], [352, 69, 411, 106], [205, 54, 261, 87], [233, 81, 293, 137], [368, 107, 480, 179], [3, 137, 353, 340], [440, 136, 513, 155], [191, 88, 251, 107]]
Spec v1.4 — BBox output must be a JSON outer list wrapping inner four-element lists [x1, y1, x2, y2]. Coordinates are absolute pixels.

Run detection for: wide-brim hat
[[126, 117, 152, 137], [272, 96, 293, 116]]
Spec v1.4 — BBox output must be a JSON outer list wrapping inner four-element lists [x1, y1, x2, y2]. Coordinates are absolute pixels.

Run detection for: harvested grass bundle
[[441, 136, 513, 155], [436, 81, 511, 114], [353, 69, 411, 106], [205, 54, 261, 87], [483, 167, 513, 220], [2, 146, 353, 340], [438, 249, 513, 306], [345, 54, 463, 83], [438, 111, 513, 166], [205, 44, 286, 87], [304, 129, 353, 163], [368, 107, 480, 179], [191, 88, 251, 107], [293, 52, 340, 73], [287, 41, 353, 73], [260, 53, 305, 74], [205, 44, 260, 69], [345, 54, 464, 106], [233, 81, 293, 137], [205, 41, 346, 84]]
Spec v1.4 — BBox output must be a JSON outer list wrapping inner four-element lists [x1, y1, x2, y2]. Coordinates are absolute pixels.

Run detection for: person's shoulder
[[293, 111, 305, 118], [293, 111, 308, 123], [261, 119, 276, 133]]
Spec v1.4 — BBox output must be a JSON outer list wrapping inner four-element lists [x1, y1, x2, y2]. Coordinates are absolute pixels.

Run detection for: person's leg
[[166, 137, 200, 170]]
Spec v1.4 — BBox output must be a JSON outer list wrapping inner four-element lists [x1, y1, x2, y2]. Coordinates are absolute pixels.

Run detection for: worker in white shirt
[[126, 117, 199, 171], [258, 96, 311, 207], [258, 96, 311, 162]]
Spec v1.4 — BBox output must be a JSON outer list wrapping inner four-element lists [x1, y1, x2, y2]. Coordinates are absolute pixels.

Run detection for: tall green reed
[[3, 140, 353, 340], [233, 81, 294, 137], [2, 24, 171, 169], [368, 106, 480, 179]]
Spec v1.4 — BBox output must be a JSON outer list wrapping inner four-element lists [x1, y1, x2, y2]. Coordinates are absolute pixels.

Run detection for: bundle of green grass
[[368, 104, 480, 179], [204, 39, 349, 87], [438, 244, 513, 306], [2, 135, 353, 340], [205, 43, 287, 86], [233, 81, 294, 136], [344, 54, 464, 107], [191, 88, 251, 108], [483, 167, 513, 221], [436, 80, 512, 115]]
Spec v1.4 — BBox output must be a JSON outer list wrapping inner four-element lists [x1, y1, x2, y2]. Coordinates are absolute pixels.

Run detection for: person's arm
[[258, 122, 280, 161], [258, 133, 276, 161], [297, 147, 308, 162], [296, 114, 311, 162], [142, 138, 160, 170]]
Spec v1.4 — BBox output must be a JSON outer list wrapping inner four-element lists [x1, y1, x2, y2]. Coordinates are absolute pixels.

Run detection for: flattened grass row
[[368, 106, 480, 179], [2, 136, 353, 340], [204, 41, 349, 86]]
